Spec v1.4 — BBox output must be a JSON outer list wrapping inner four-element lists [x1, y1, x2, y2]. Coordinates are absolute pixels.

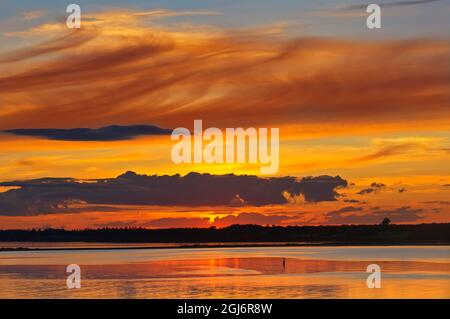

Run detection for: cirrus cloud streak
[[0, 10, 449, 132]]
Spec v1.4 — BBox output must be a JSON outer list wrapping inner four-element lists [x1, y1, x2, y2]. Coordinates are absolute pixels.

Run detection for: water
[[0, 244, 449, 298]]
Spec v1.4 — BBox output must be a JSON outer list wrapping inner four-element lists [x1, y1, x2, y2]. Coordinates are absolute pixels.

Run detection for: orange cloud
[[0, 10, 448, 133]]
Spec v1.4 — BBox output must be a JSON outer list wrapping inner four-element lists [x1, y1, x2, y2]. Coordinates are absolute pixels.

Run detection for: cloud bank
[[0, 171, 347, 215]]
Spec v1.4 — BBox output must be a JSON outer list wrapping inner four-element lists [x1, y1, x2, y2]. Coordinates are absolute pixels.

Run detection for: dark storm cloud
[[3, 125, 172, 141], [0, 172, 347, 216]]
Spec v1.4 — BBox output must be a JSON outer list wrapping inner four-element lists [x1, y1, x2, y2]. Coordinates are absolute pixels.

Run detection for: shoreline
[[1, 241, 449, 252]]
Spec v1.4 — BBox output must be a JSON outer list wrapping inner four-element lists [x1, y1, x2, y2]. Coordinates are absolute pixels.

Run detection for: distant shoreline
[[1, 241, 450, 252], [1, 223, 449, 251]]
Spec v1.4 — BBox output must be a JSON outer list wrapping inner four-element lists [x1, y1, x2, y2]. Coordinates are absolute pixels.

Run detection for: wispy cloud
[[20, 10, 46, 21], [308, 0, 445, 19], [349, 138, 434, 163], [344, 0, 443, 10], [0, 10, 448, 132], [131, 9, 221, 18], [0, 30, 97, 62]]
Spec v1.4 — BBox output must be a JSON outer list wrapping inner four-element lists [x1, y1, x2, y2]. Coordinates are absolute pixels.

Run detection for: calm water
[[0, 244, 449, 298]]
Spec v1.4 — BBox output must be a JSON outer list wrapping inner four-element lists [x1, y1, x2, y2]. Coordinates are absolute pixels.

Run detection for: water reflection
[[0, 246, 449, 298]]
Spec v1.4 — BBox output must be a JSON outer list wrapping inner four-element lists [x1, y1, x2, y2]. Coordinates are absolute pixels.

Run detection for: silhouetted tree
[[381, 218, 391, 226]]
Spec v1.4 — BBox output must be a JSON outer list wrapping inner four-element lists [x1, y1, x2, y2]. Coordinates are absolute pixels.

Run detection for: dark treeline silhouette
[[0, 223, 449, 244]]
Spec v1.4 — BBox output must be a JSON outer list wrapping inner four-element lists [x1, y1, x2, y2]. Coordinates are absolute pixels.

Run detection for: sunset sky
[[0, 0, 449, 229]]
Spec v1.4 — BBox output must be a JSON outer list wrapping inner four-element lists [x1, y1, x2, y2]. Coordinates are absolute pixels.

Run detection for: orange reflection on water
[[0, 256, 449, 298]]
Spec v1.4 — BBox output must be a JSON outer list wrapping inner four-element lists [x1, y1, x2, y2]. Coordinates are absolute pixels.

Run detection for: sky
[[0, 0, 449, 229]]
